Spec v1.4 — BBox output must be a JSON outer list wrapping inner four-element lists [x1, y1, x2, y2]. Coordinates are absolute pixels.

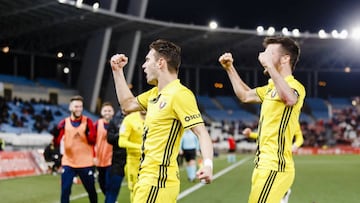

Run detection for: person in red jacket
[[227, 134, 237, 163], [54, 95, 97, 203]]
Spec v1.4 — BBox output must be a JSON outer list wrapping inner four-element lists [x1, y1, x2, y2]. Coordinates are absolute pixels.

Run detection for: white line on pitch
[[177, 156, 252, 200]]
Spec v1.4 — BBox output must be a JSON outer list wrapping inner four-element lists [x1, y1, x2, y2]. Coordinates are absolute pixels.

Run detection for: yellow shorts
[[248, 168, 294, 203], [126, 156, 141, 190], [133, 183, 180, 203], [126, 155, 141, 202]]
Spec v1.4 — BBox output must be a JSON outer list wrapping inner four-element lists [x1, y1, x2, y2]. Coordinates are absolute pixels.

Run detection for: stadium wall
[[1, 83, 78, 104]]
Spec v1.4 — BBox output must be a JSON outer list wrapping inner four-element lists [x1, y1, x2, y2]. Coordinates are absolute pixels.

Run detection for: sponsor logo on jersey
[[184, 114, 201, 122], [271, 90, 277, 98]]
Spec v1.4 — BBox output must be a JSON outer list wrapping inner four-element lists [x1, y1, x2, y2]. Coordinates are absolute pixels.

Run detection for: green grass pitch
[[1, 154, 359, 203]]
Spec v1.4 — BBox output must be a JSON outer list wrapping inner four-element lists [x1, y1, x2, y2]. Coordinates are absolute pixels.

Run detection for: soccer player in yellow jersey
[[243, 122, 304, 151], [219, 36, 306, 203], [118, 111, 146, 202], [242, 122, 304, 203], [110, 39, 213, 203]]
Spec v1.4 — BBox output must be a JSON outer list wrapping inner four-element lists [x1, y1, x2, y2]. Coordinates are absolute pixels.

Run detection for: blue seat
[[197, 95, 219, 110], [215, 96, 241, 110], [0, 74, 35, 86], [36, 78, 66, 88], [328, 97, 352, 109]]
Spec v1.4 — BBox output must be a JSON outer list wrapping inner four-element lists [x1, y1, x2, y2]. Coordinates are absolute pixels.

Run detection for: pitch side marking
[[177, 156, 252, 200]]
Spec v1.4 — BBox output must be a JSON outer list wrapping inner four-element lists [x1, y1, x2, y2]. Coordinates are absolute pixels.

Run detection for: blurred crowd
[[215, 98, 360, 148], [0, 96, 63, 133], [1, 95, 360, 148], [301, 106, 360, 148]]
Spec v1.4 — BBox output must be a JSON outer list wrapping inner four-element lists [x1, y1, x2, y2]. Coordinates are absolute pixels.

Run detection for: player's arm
[[242, 127, 258, 139], [118, 118, 141, 149], [107, 118, 119, 146], [258, 50, 298, 106], [179, 137, 184, 154], [54, 119, 65, 147], [119, 133, 142, 149], [293, 123, 304, 150], [86, 118, 96, 145], [219, 53, 261, 103], [110, 54, 142, 114], [191, 124, 213, 184]]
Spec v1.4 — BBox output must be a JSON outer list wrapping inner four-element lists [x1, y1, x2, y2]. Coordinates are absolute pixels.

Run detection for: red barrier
[[294, 146, 360, 155], [0, 151, 44, 179]]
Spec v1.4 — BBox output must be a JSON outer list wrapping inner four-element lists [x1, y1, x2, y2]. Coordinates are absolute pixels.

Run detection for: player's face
[[142, 49, 159, 85], [101, 105, 114, 121], [69, 100, 83, 119]]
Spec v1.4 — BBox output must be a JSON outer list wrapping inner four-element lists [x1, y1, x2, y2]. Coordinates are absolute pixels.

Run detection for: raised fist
[[218, 53, 234, 70], [110, 54, 128, 71]]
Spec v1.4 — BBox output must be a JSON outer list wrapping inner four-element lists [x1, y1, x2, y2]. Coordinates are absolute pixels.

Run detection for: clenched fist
[[218, 53, 234, 70], [110, 54, 128, 71], [242, 127, 252, 137], [258, 49, 275, 74]]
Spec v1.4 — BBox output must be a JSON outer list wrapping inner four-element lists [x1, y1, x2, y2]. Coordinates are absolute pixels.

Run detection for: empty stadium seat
[[0, 74, 36, 86], [196, 95, 220, 110], [328, 97, 352, 109], [215, 96, 241, 110]]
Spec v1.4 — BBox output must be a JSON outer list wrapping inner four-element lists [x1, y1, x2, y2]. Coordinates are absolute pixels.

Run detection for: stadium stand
[[328, 97, 353, 109], [305, 97, 330, 121], [299, 112, 315, 123], [196, 95, 221, 110], [36, 78, 67, 89], [215, 96, 241, 110], [0, 74, 36, 86]]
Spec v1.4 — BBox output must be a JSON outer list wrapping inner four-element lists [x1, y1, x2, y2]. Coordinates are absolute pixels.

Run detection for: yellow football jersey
[[255, 75, 305, 172], [119, 111, 144, 157], [136, 79, 204, 187]]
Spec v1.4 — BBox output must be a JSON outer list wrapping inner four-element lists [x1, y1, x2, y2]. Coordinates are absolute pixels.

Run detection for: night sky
[[145, 0, 360, 33]]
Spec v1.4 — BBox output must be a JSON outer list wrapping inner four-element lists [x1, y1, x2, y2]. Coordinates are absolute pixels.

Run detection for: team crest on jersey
[[271, 90, 277, 98], [159, 100, 167, 109]]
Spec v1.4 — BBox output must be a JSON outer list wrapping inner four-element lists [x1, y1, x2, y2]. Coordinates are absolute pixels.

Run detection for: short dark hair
[[101, 101, 113, 108], [149, 39, 181, 73], [70, 95, 83, 103], [263, 36, 300, 71]]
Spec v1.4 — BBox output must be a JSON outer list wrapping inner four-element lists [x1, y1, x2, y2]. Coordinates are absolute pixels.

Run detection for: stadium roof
[[1, 0, 360, 73]]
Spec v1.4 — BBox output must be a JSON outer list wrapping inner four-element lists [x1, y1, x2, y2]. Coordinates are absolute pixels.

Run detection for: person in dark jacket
[[106, 110, 127, 203]]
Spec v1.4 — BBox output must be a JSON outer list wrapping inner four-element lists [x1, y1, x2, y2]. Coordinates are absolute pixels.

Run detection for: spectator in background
[[227, 134, 236, 163], [0, 137, 5, 151], [94, 102, 115, 197], [0, 96, 9, 124], [54, 95, 97, 203], [118, 111, 145, 202], [43, 140, 61, 174], [179, 129, 200, 182], [106, 110, 127, 203]]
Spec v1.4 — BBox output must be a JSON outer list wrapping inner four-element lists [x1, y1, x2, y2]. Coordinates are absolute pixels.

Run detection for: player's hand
[[218, 53, 234, 70], [196, 165, 213, 184], [242, 127, 252, 137], [110, 54, 128, 71], [258, 50, 274, 74], [292, 144, 299, 152]]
